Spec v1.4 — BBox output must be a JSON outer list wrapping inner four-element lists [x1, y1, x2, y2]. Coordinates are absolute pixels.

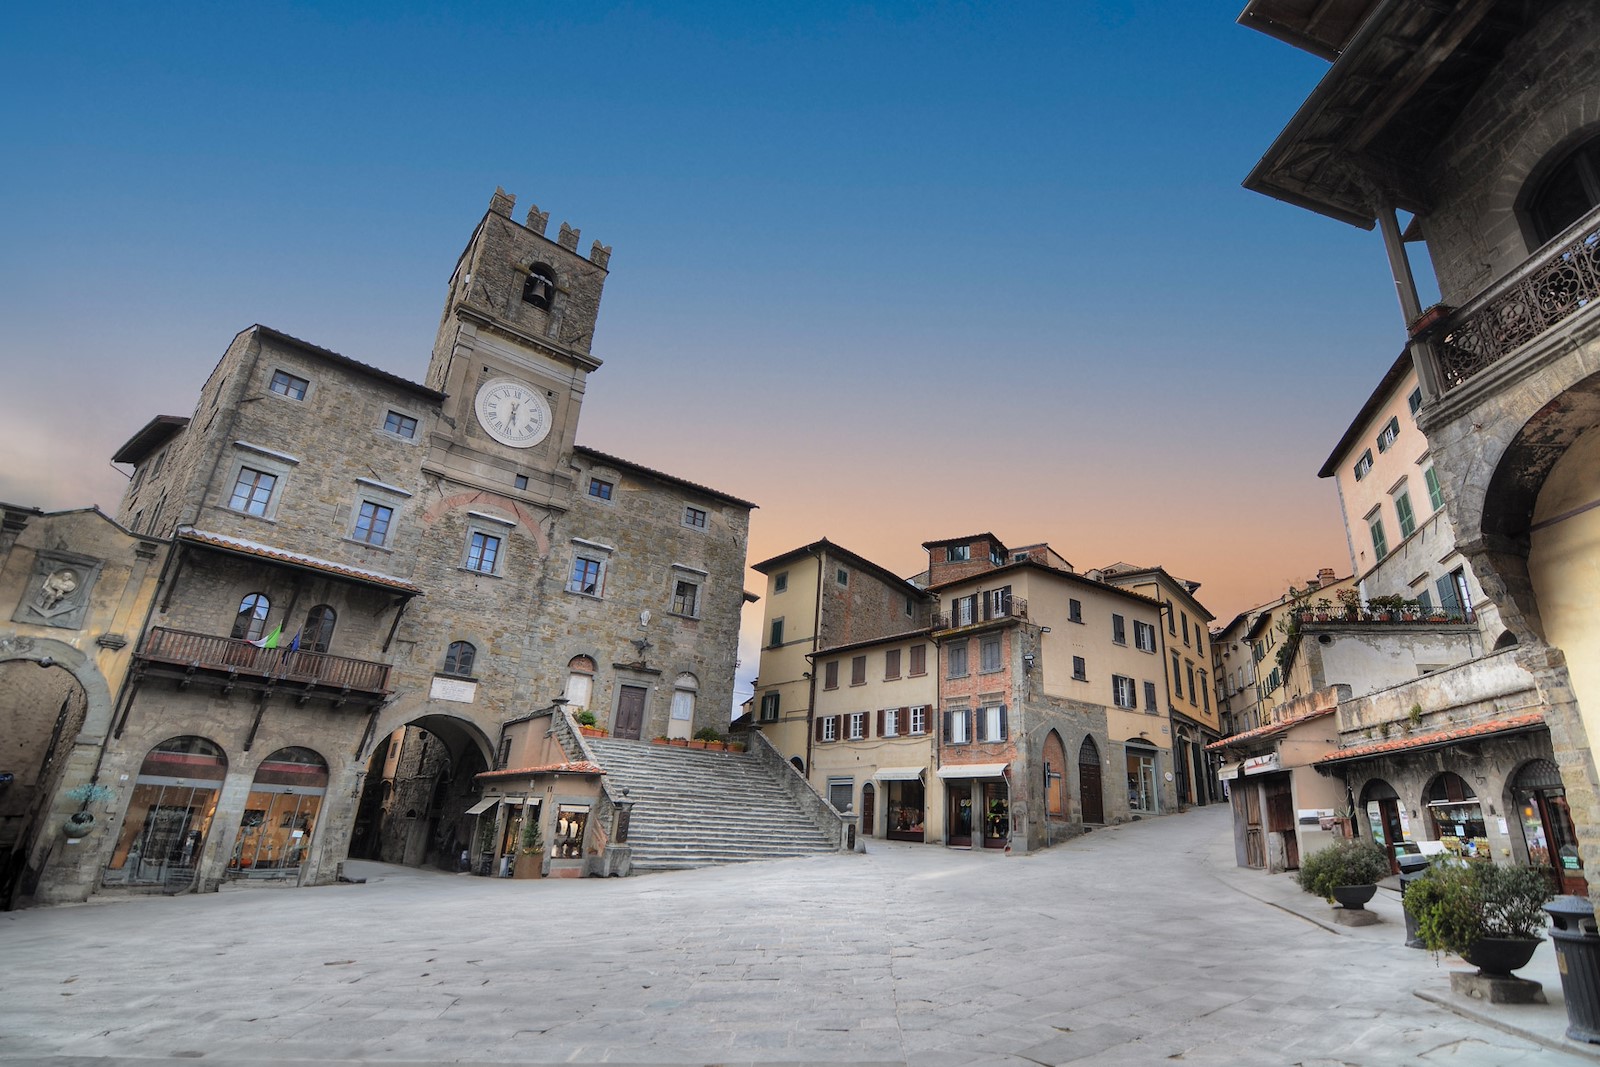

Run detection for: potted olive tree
[[1404, 858, 1553, 976], [1297, 839, 1390, 909]]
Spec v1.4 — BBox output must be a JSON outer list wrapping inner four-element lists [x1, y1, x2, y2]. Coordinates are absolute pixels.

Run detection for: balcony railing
[[1290, 605, 1475, 627], [1431, 205, 1600, 392], [137, 626, 392, 696], [932, 595, 1028, 631]]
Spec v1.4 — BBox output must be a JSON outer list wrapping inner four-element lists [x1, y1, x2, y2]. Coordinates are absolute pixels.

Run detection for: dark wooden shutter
[[943, 709, 953, 742], [876, 708, 885, 736], [998, 704, 1008, 740], [815, 716, 825, 742]]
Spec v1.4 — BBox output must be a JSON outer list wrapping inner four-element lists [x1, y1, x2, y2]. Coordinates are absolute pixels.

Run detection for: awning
[[873, 766, 926, 782], [464, 798, 496, 815], [1217, 761, 1242, 781], [936, 763, 1009, 780]]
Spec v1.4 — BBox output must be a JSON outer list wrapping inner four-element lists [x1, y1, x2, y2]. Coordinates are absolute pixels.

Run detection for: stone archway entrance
[[350, 713, 491, 870], [0, 658, 90, 908]]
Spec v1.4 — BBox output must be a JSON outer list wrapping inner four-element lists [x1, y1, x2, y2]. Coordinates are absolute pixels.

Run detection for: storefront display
[[1425, 771, 1487, 857], [228, 747, 328, 878], [104, 736, 227, 887], [1514, 758, 1586, 894], [554, 805, 588, 859], [886, 780, 925, 842], [982, 782, 1009, 849]]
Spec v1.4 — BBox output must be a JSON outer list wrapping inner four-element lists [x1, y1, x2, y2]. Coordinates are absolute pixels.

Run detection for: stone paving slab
[[0, 806, 1595, 1066]]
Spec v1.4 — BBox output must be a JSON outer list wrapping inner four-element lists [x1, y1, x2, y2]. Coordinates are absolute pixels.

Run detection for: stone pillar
[[1515, 642, 1600, 902]]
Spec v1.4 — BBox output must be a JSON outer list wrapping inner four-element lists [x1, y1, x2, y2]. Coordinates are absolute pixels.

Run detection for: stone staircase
[[585, 739, 840, 872]]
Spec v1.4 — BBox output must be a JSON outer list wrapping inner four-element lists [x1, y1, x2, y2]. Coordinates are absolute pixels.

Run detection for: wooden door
[[1244, 784, 1265, 868], [1265, 777, 1298, 869], [1078, 737, 1104, 825], [861, 783, 875, 839], [615, 685, 647, 740], [1043, 732, 1068, 820]]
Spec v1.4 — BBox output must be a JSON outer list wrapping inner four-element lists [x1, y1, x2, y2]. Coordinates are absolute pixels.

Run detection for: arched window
[[231, 593, 271, 641], [106, 736, 228, 887], [444, 641, 476, 676], [1526, 132, 1600, 246], [1425, 771, 1488, 855], [671, 672, 698, 725], [303, 605, 336, 653], [564, 655, 596, 709], [521, 263, 556, 310], [230, 747, 328, 877]]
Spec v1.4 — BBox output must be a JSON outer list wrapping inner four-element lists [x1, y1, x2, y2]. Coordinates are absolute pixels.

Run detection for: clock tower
[[425, 187, 613, 508]]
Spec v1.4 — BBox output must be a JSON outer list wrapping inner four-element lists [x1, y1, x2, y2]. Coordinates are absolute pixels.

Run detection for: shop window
[[227, 747, 328, 879], [1425, 771, 1488, 857], [1513, 758, 1585, 894], [231, 592, 271, 641], [1127, 744, 1157, 813], [553, 805, 589, 859], [303, 604, 336, 653], [103, 736, 228, 887], [445, 640, 477, 676]]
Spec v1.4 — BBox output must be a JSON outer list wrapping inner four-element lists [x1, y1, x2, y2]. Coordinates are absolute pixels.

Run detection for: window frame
[[908, 644, 927, 676], [268, 369, 309, 401], [909, 705, 928, 736], [1068, 598, 1083, 624], [1376, 415, 1400, 453], [671, 578, 700, 618], [1133, 620, 1156, 653], [944, 706, 972, 745], [847, 711, 868, 741], [946, 641, 969, 679], [1395, 489, 1417, 539], [683, 505, 708, 529], [884, 648, 901, 680], [1112, 674, 1137, 709], [588, 478, 614, 501], [759, 692, 780, 722], [1112, 613, 1126, 645], [1072, 655, 1087, 681], [979, 636, 1003, 673], [1354, 449, 1374, 481], [850, 655, 867, 686], [444, 640, 478, 677], [380, 409, 419, 441], [465, 529, 505, 575], [228, 465, 280, 518], [350, 499, 396, 547], [769, 617, 785, 648], [946, 544, 970, 562], [977, 703, 1007, 743]]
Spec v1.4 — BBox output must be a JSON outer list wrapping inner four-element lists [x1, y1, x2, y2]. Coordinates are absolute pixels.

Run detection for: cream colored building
[[749, 540, 932, 778], [808, 629, 939, 842]]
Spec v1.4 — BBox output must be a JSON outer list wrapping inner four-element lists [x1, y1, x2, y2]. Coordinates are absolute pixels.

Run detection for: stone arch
[[1042, 730, 1069, 820], [1453, 368, 1600, 646], [0, 634, 115, 743]]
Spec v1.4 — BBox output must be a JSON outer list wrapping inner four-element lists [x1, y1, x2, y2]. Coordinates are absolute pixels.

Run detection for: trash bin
[[1397, 853, 1431, 950], [1546, 895, 1600, 1043]]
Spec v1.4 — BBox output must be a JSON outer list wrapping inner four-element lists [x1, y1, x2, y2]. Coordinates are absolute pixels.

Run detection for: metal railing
[[1431, 204, 1600, 391], [138, 626, 391, 693], [932, 595, 1028, 631]]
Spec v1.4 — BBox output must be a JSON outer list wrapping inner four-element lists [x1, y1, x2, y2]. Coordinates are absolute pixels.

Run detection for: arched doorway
[[350, 713, 491, 870], [0, 658, 89, 907], [1361, 778, 1408, 873], [861, 782, 876, 839], [104, 736, 227, 888], [1078, 737, 1104, 824], [1512, 758, 1586, 895], [1042, 731, 1069, 821], [1424, 771, 1488, 858], [227, 747, 328, 880]]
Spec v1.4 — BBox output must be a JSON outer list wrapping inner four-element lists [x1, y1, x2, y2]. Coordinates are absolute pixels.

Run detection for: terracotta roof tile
[[476, 761, 605, 780], [1315, 712, 1546, 765], [178, 528, 422, 594], [1207, 706, 1337, 750]]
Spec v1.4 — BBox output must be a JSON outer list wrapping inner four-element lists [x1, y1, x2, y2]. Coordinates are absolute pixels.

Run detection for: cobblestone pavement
[[0, 805, 1589, 1066]]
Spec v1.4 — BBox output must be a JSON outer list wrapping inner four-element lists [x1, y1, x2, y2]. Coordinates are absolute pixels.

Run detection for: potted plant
[[60, 782, 115, 840], [1404, 858, 1553, 976], [1368, 594, 1405, 622], [574, 709, 606, 737], [694, 727, 724, 751], [1312, 598, 1333, 622], [1296, 838, 1390, 909], [513, 816, 545, 879], [1336, 587, 1361, 621]]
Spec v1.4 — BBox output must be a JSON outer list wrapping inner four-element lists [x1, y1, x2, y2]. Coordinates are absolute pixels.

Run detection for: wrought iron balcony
[[136, 626, 392, 702], [932, 595, 1028, 631], [1429, 205, 1600, 392]]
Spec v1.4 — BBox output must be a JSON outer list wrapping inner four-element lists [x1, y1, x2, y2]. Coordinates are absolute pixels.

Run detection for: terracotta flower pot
[[688, 740, 708, 750]]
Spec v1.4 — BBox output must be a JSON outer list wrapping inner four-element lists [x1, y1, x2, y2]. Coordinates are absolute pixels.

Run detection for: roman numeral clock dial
[[474, 378, 552, 448]]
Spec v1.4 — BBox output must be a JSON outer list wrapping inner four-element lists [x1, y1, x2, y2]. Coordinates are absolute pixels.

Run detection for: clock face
[[475, 378, 553, 448]]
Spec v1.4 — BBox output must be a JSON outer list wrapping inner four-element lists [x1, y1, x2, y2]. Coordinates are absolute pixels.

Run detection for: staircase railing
[[744, 729, 852, 850]]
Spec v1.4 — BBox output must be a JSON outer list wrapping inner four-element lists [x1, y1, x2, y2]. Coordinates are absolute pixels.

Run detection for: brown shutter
[[877, 708, 885, 736], [815, 716, 825, 742], [999, 704, 1008, 741], [943, 709, 953, 742], [900, 707, 909, 736]]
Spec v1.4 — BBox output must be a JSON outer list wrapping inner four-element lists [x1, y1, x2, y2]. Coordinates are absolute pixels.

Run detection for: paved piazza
[[0, 805, 1585, 1066]]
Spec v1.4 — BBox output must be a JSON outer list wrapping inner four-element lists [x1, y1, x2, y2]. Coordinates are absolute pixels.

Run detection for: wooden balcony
[[136, 626, 392, 704], [1428, 204, 1600, 393]]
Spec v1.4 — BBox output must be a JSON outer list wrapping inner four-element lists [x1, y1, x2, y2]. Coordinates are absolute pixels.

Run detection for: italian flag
[[249, 624, 283, 649]]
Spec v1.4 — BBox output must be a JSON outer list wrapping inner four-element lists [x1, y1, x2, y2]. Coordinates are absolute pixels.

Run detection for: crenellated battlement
[[487, 187, 609, 266]]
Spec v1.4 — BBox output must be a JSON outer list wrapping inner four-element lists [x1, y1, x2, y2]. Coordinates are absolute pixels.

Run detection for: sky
[[0, 2, 1425, 711]]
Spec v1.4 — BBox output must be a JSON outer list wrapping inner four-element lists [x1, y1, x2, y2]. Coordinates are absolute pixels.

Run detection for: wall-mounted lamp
[[1023, 653, 1036, 672], [1039, 627, 1051, 634]]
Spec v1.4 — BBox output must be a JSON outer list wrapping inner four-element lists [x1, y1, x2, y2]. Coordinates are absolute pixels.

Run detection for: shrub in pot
[[1296, 839, 1390, 908], [1403, 858, 1553, 975]]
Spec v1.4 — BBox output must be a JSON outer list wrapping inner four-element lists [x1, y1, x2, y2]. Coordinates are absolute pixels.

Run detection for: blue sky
[[0, 2, 1421, 707]]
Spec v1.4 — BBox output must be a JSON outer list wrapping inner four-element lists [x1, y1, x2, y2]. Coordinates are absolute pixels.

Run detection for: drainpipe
[[803, 546, 824, 777]]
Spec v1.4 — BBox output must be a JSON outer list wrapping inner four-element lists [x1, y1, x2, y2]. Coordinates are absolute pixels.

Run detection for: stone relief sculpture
[[36, 568, 79, 611]]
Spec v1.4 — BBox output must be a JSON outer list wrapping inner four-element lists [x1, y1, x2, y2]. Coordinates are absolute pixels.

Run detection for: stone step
[[586, 738, 836, 871]]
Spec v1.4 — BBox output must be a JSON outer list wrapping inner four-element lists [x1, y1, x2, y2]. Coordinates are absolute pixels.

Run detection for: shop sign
[[1242, 753, 1281, 775]]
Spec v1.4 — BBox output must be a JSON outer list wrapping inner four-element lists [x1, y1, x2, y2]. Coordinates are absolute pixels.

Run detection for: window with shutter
[[851, 655, 866, 686], [1144, 681, 1158, 713], [909, 644, 926, 676], [885, 648, 901, 679]]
